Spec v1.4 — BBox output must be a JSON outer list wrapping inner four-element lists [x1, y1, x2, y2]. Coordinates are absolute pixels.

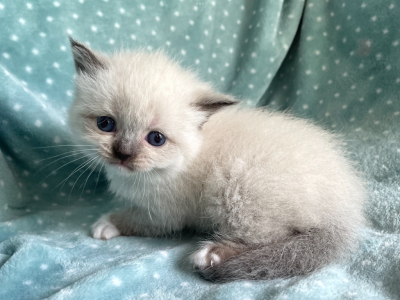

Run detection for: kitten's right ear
[[69, 36, 106, 75]]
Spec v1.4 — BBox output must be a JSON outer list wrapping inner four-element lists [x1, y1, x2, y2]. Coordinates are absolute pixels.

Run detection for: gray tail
[[198, 228, 354, 282]]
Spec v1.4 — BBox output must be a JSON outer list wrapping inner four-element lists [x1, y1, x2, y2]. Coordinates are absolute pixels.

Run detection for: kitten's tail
[[197, 227, 356, 282]]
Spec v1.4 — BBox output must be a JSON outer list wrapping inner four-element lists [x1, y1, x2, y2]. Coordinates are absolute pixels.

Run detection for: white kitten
[[68, 37, 365, 281]]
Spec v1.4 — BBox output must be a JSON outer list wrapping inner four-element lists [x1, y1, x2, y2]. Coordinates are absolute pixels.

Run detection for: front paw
[[91, 214, 121, 240]]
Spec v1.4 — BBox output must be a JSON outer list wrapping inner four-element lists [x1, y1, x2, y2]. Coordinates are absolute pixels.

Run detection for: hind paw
[[190, 241, 245, 270], [190, 242, 223, 270]]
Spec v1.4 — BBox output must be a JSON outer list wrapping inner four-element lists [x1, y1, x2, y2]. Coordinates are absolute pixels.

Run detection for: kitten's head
[[68, 37, 237, 177]]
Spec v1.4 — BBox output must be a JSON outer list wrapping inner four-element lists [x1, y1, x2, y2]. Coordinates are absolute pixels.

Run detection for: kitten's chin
[[109, 162, 135, 174]]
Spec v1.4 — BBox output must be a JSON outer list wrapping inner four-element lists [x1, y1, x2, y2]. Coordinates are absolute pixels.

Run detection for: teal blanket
[[1, 1, 399, 299]]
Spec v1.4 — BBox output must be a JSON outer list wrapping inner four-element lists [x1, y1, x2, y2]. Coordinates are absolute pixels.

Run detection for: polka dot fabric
[[0, 1, 399, 299]]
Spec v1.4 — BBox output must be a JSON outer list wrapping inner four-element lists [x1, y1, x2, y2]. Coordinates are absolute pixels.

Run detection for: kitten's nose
[[114, 149, 131, 162]]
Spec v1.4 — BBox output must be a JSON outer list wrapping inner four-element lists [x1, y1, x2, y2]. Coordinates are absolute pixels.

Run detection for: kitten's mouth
[[109, 161, 134, 172]]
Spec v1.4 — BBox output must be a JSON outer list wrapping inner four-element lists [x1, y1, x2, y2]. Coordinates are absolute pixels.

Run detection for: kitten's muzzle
[[112, 139, 138, 162], [114, 150, 131, 161]]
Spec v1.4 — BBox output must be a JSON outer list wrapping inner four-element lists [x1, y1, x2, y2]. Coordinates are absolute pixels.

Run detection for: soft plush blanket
[[1, 0, 399, 299]]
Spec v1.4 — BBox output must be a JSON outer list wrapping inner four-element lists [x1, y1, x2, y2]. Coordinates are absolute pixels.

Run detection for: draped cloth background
[[1, 1, 399, 299]]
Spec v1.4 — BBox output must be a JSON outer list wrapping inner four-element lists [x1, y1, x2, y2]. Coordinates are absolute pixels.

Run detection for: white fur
[[92, 214, 121, 240]]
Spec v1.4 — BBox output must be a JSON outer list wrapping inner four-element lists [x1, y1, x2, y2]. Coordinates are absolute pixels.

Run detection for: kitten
[[68, 37, 365, 282]]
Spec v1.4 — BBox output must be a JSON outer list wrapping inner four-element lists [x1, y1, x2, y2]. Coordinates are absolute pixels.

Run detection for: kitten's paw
[[92, 214, 121, 240], [190, 242, 223, 270], [190, 241, 246, 270]]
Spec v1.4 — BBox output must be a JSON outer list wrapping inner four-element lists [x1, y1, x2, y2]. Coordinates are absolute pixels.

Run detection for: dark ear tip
[[68, 36, 80, 48]]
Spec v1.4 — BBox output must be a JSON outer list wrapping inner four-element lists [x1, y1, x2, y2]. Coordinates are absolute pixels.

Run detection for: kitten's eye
[[147, 131, 166, 146], [97, 116, 116, 132]]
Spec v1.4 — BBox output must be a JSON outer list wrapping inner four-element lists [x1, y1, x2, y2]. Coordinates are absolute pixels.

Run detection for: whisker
[[32, 145, 94, 149], [39, 153, 97, 184], [36, 151, 96, 174], [78, 157, 102, 200], [38, 148, 97, 162], [54, 155, 98, 191], [93, 160, 106, 195], [69, 156, 99, 201]]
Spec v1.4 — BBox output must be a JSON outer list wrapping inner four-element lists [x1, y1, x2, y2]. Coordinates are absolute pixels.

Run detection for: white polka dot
[[47, 16, 53, 22], [40, 264, 48, 270], [371, 16, 377, 22], [3, 53, 9, 59], [19, 18, 26, 25], [185, 35, 190, 40], [160, 1, 164, 6], [13, 104, 22, 111], [376, 88, 382, 94], [23, 280, 33, 285], [153, 273, 160, 279], [112, 277, 122, 286], [199, 44, 204, 49], [131, 35, 136, 40], [91, 26, 97, 32], [170, 26, 175, 31], [305, 70, 312, 75], [334, 93, 340, 98], [11, 35, 18, 41], [46, 78, 53, 85], [208, 68, 212, 73], [25, 66, 32, 73], [140, 4, 145, 10], [53, 1, 60, 7], [181, 49, 186, 55], [26, 3, 33, 9], [151, 30, 156, 36], [250, 69, 256, 74], [389, 4, 395, 9], [195, 59, 200, 64], [60, 45, 66, 51], [35, 120, 42, 127], [115, 23, 120, 28], [248, 84, 254, 89], [119, 8, 125, 14], [97, 11, 103, 17]]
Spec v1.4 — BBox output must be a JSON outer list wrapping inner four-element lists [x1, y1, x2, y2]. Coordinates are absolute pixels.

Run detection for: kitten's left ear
[[69, 36, 106, 75], [194, 92, 239, 116]]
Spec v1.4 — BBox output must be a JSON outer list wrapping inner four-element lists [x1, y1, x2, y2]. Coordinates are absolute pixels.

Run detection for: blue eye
[[97, 116, 116, 132], [147, 131, 166, 146]]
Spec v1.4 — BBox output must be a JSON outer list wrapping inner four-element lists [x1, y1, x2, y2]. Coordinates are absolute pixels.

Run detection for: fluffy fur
[[68, 38, 365, 282]]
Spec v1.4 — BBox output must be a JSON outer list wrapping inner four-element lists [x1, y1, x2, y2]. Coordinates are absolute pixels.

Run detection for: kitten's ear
[[194, 92, 239, 115], [69, 36, 106, 75]]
